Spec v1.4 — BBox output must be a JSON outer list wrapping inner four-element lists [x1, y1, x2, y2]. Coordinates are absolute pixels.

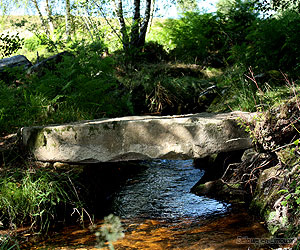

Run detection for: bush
[[29, 44, 133, 118], [159, 12, 224, 64], [230, 10, 300, 76], [153, 1, 258, 65], [24, 35, 42, 52]]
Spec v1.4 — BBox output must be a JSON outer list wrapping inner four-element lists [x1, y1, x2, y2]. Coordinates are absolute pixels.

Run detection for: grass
[[0, 234, 20, 250], [207, 65, 300, 113], [0, 165, 87, 232]]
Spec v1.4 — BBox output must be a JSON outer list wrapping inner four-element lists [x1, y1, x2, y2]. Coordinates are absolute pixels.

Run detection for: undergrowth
[[235, 72, 300, 245], [0, 234, 20, 250], [208, 65, 300, 113], [0, 41, 133, 135], [0, 165, 87, 232]]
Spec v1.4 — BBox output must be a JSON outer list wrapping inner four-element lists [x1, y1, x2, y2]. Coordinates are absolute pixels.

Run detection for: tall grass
[[0, 167, 86, 232], [207, 64, 300, 113], [0, 234, 20, 250]]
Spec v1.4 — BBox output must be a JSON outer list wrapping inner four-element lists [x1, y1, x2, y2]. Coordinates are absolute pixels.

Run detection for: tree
[[65, 0, 71, 41], [31, 0, 50, 36], [112, 0, 153, 51], [254, 0, 300, 14], [176, 0, 198, 13], [45, 0, 55, 36]]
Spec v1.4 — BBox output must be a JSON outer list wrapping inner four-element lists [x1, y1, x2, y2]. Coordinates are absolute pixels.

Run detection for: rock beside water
[[21, 112, 253, 163]]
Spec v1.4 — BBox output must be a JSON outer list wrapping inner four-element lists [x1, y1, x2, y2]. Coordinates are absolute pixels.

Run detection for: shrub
[[230, 10, 300, 76], [24, 35, 42, 52], [29, 44, 133, 118], [159, 12, 224, 63]]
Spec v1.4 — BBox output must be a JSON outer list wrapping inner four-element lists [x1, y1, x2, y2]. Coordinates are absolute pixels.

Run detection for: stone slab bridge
[[21, 112, 254, 163]]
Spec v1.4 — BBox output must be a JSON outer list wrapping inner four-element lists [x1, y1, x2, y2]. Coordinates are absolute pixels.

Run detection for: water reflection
[[111, 159, 229, 220]]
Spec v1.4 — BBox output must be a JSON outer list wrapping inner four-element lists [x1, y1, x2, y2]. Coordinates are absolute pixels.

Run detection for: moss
[[88, 125, 100, 136], [249, 197, 270, 220], [45, 128, 52, 134], [27, 128, 47, 148], [227, 183, 241, 189], [193, 183, 207, 194], [204, 123, 222, 137]]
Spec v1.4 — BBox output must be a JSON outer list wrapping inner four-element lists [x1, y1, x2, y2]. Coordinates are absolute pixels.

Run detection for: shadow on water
[[21, 160, 271, 250]]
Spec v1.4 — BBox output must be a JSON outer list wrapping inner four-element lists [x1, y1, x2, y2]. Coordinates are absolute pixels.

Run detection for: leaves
[[0, 33, 24, 58]]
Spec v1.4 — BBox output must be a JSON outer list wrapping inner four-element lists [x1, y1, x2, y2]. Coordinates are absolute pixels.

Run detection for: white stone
[[21, 112, 254, 163]]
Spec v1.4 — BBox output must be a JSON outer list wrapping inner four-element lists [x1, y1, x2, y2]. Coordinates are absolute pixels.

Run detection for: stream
[[22, 159, 270, 249]]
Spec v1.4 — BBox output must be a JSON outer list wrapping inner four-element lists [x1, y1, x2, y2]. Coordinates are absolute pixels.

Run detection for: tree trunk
[[137, 0, 152, 47], [113, 0, 129, 50], [112, 0, 153, 52], [45, 0, 55, 37], [130, 0, 141, 48], [81, 16, 94, 41], [147, 0, 155, 34], [31, 0, 49, 37], [65, 0, 71, 41]]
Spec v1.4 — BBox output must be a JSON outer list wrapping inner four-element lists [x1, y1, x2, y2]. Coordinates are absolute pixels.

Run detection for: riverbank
[[0, 99, 300, 249], [192, 97, 300, 249]]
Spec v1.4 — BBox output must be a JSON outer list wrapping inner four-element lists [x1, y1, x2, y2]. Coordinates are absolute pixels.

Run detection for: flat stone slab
[[21, 112, 254, 163], [0, 55, 32, 72]]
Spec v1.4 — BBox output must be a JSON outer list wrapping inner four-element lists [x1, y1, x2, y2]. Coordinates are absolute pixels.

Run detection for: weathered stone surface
[[0, 55, 32, 72], [21, 112, 254, 163], [250, 165, 286, 234]]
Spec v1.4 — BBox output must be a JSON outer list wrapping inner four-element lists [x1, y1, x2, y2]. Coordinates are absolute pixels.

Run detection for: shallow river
[[23, 160, 270, 249]]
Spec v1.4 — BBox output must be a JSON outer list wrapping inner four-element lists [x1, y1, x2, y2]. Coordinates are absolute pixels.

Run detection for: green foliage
[[0, 33, 24, 58], [231, 10, 300, 75], [158, 12, 224, 63], [152, 3, 299, 83], [254, 0, 300, 13], [0, 42, 133, 134], [150, 1, 258, 65], [24, 35, 42, 52], [218, 0, 258, 64], [0, 234, 20, 250], [0, 167, 85, 232]]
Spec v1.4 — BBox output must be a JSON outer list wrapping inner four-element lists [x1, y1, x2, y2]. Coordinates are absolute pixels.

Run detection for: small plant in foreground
[[94, 214, 124, 250]]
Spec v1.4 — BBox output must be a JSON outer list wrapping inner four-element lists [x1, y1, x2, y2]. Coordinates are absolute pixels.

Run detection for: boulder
[[21, 112, 254, 163], [0, 55, 32, 73], [250, 165, 287, 235]]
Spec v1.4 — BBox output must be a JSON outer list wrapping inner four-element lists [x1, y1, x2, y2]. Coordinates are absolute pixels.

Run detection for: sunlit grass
[[0, 166, 86, 232]]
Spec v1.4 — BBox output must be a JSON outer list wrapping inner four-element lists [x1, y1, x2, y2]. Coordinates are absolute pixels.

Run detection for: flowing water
[[22, 160, 270, 249]]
